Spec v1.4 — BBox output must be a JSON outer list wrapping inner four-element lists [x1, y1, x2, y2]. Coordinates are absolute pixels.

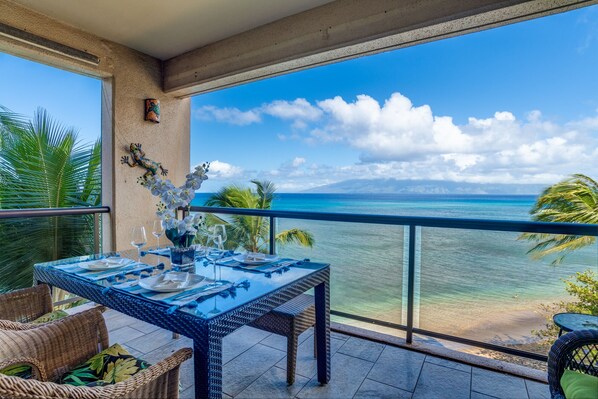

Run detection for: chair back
[[547, 329, 598, 398], [0, 309, 108, 382], [0, 285, 53, 323]]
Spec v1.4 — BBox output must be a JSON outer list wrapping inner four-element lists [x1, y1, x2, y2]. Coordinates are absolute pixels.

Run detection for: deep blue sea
[[192, 193, 597, 342]]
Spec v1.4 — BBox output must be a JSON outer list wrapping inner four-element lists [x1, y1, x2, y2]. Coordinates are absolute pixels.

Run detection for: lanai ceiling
[[10, 0, 334, 60]]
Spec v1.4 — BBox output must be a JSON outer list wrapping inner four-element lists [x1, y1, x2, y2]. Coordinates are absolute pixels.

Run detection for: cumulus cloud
[[291, 157, 306, 167], [196, 91, 598, 189], [194, 98, 321, 128], [207, 160, 243, 179], [262, 98, 322, 122], [195, 106, 260, 126]]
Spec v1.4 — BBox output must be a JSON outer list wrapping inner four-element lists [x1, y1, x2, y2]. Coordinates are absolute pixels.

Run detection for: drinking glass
[[209, 224, 227, 249], [205, 235, 223, 281], [152, 220, 165, 249], [130, 226, 147, 262], [205, 236, 223, 264]]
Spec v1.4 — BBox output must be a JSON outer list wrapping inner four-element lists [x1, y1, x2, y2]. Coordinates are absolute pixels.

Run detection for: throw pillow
[[560, 369, 598, 399], [31, 310, 69, 324], [60, 343, 150, 387], [0, 363, 32, 379]]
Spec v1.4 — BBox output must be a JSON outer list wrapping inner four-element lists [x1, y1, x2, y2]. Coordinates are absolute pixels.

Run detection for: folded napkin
[[85, 258, 133, 271], [151, 272, 189, 290], [53, 258, 149, 281]]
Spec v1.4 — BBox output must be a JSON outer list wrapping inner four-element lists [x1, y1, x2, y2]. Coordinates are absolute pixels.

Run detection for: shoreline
[[337, 296, 563, 346]]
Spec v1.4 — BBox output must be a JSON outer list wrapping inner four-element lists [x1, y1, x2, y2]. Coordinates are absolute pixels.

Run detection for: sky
[[0, 5, 597, 193], [192, 5, 598, 192], [0, 54, 101, 147]]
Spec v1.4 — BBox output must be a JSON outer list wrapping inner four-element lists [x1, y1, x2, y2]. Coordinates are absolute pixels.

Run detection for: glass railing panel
[[418, 226, 596, 360], [0, 214, 101, 297], [277, 218, 405, 329]]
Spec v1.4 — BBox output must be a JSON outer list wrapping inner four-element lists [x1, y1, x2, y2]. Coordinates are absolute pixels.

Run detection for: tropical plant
[[520, 174, 598, 347], [204, 180, 314, 252], [533, 270, 598, 347], [520, 174, 598, 264], [0, 107, 101, 292]]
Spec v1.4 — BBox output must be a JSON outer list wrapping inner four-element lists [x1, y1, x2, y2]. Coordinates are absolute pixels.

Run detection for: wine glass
[[205, 236, 223, 265], [152, 220, 165, 249], [130, 226, 147, 263], [205, 235, 223, 281], [210, 224, 227, 249]]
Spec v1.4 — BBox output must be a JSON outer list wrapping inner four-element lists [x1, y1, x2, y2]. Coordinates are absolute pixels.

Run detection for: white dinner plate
[[79, 258, 134, 271], [232, 253, 279, 265], [139, 272, 206, 292]]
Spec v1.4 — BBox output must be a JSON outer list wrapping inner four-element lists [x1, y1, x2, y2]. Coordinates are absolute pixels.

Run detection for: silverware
[[168, 282, 227, 301]]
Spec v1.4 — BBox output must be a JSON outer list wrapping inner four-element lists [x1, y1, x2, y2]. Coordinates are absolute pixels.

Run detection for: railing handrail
[[0, 206, 110, 219], [189, 205, 598, 236]]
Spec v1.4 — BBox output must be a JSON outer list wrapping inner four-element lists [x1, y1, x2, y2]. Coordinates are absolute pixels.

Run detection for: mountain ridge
[[304, 178, 545, 195]]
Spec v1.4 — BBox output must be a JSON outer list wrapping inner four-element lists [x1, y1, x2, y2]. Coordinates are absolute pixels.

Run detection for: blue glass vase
[[170, 246, 196, 271]]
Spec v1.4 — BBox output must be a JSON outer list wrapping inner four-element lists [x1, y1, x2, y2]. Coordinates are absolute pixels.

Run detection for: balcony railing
[[190, 205, 598, 362], [0, 206, 110, 253], [0, 206, 110, 303]]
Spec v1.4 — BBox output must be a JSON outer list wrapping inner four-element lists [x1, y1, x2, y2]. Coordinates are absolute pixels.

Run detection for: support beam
[[164, 0, 595, 97]]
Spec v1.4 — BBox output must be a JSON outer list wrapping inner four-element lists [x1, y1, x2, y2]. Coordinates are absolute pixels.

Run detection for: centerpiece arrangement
[[142, 163, 210, 267]]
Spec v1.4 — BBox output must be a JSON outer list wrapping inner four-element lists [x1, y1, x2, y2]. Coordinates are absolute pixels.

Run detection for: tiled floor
[[102, 309, 550, 399]]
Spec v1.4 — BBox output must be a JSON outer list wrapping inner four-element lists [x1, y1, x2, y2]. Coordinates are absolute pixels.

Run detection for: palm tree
[[520, 174, 598, 264], [204, 180, 314, 252], [0, 107, 101, 291]]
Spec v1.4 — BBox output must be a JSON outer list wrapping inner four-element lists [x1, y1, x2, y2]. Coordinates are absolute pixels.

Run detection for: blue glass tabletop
[[34, 248, 329, 320], [553, 312, 598, 332]]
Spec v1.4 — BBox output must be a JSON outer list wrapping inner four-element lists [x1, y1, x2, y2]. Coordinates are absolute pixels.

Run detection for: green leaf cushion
[[60, 343, 150, 387], [0, 363, 32, 379], [560, 369, 598, 399], [31, 310, 69, 324]]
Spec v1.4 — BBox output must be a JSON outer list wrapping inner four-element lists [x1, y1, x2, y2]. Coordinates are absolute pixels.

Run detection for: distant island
[[304, 179, 545, 195]]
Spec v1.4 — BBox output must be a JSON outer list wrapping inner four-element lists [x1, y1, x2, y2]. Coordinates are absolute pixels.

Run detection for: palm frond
[[276, 228, 315, 248], [204, 180, 314, 253], [519, 174, 597, 264], [0, 107, 100, 291]]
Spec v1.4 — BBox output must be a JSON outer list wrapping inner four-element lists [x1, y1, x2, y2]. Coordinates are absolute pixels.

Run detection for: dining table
[[33, 248, 331, 399]]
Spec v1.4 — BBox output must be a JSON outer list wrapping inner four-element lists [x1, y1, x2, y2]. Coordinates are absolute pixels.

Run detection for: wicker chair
[[0, 285, 54, 323], [0, 308, 192, 399], [547, 329, 598, 399], [249, 293, 316, 385]]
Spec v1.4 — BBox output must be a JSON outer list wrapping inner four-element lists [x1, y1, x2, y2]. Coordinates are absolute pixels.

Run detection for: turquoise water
[[193, 194, 597, 341]]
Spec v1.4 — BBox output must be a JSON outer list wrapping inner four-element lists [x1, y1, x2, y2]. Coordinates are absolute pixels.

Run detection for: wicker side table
[[250, 293, 316, 385]]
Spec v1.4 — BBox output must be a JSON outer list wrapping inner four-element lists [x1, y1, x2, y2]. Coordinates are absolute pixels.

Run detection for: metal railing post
[[93, 213, 100, 254], [269, 216, 276, 255], [406, 224, 416, 344]]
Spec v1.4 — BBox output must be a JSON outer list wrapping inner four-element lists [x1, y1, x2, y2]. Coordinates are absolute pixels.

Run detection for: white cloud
[[317, 93, 473, 161], [207, 160, 243, 179], [193, 98, 321, 128], [196, 91, 598, 189], [292, 157, 306, 167], [262, 98, 322, 122], [195, 106, 260, 126]]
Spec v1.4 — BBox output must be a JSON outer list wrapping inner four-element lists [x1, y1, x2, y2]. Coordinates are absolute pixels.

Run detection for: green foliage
[[563, 269, 598, 315], [519, 174, 598, 264], [521, 175, 598, 347], [204, 180, 314, 252], [533, 269, 598, 347], [0, 107, 101, 292]]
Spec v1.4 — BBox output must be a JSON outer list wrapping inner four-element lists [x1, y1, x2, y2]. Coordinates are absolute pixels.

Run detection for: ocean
[[193, 193, 597, 348]]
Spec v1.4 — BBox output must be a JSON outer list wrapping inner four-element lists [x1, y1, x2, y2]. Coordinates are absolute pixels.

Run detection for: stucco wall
[[0, 0, 191, 251]]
